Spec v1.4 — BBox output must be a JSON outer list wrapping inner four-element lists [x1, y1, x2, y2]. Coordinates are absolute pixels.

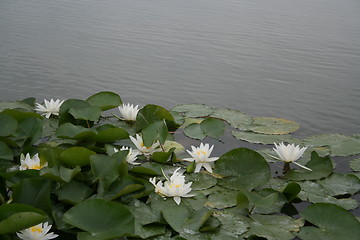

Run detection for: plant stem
[[283, 162, 290, 175]]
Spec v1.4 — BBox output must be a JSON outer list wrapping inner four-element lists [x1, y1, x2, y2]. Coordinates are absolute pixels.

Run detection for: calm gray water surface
[[1, 0, 359, 136]]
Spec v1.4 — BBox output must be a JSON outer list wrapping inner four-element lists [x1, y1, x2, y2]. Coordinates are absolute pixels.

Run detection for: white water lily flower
[[149, 167, 194, 205], [130, 134, 160, 157], [183, 143, 219, 173], [20, 153, 47, 170], [16, 222, 58, 240], [118, 103, 139, 121], [272, 142, 311, 171], [35, 99, 64, 118], [114, 146, 141, 165]]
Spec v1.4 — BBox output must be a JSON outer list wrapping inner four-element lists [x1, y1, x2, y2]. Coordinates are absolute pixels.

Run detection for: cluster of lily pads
[[0, 91, 359, 240]]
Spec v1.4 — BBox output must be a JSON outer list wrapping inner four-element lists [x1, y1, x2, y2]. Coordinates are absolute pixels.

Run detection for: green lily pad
[[0, 113, 17, 137], [303, 134, 360, 157], [0, 203, 47, 234], [298, 203, 360, 240], [244, 214, 304, 240], [86, 91, 122, 111], [319, 173, 360, 196], [232, 131, 299, 145], [200, 118, 225, 139], [297, 181, 358, 210], [59, 147, 96, 167], [213, 210, 250, 236], [56, 181, 93, 204], [0, 101, 33, 112], [63, 199, 134, 237], [350, 157, 360, 172], [184, 123, 206, 140], [136, 104, 178, 131], [56, 123, 96, 140], [206, 189, 238, 209], [248, 117, 300, 135], [186, 173, 217, 191], [210, 108, 253, 129], [171, 104, 214, 118], [215, 148, 271, 191], [285, 152, 333, 181], [0, 141, 13, 161]]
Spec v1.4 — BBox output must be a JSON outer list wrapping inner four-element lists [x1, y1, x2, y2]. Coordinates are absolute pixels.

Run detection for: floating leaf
[[56, 123, 96, 140], [248, 117, 300, 135], [200, 118, 225, 139], [171, 104, 214, 118], [319, 173, 360, 196], [136, 104, 178, 131], [0, 203, 47, 234], [56, 181, 93, 204], [210, 108, 253, 129], [93, 125, 128, 143], [244, 214, 304, 240], [298, 181, 358, 210], [285, 152, 333, 181], [86, 91, 122, 111], [59, 147, 96, 167], [215, 148, 271, 191], [0, 101, 33, 112], [206, 189, 238, 209], [163, 140, 185, 153], [350, 157, 360, 172], [63, 199, 134, 238], [303, 134, 360, 157], [68, 104, 102, 122], [0, 141, 13, 161], [232, 131, 298, 145], [186, 173, 217, 191], [213, 210, 250, 236], [142, 120, 168, 146], [184, 123, 206, 140], [298, 203, 360, 240], [0, 113, 17, 137]]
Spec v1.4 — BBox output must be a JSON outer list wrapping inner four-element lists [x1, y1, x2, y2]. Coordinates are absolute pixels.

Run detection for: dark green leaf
[[0, 141, 13, 161], [59, 147, 96, 167], [136, 104, 178, 131], [0, 113, 17, 137], [86, 91, 122, 111], [171, 104, 214, 118], [69, 105, 102, 121], [184, 123, 206, 140], [200, 118, 225, 139], [142, 120, 168, 146]]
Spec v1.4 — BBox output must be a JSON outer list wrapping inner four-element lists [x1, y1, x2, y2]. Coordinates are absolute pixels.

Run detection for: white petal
[[174, 196, 181, 205]]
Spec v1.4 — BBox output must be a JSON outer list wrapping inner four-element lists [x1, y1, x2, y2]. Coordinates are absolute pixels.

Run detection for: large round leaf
[[248, 117, 300, 135], [183, 123, 206, 140], [318, 173, 360, 196], [86, 91, 122, 111], [69, 105, 102, 122], [210, 108, 253, 129], [63, 199, 134, 237], [0, 113, 17, 136], [0, 203, 47, 234], [285, 152, 333, 181], [215, 148, 271, 190], [303, 134, 360, 156], [350, 157, 360, 172], [232, 131, 299, 145], [56, 123, 96, 140], [298, 203, 360, 240], [59, 147, 96, 167], [0, 141, 13, 160], [171, 104, 214, 118], [94, 125, 129, 143], [136, 104, 178, 131], [200, 118, 225, 139]]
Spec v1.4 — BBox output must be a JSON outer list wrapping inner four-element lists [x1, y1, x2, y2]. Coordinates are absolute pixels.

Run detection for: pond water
[[0, 0, 359, 138]]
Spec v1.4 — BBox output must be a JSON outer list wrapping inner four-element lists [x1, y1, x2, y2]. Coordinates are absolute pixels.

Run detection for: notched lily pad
[[210, 108, 253, 130], [303, 134, 360, 157], [232, 131, 299, 145], [350, 157, 360, 172], [171, 104, 214, 118], [248, 117, 300, 135]]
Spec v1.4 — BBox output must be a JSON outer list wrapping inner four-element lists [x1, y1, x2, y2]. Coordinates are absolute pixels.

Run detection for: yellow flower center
[[170, 184, 181, 188], [29, 164, 42, 170], [197, 151, 207, 155], [30, 226, 42, 233]]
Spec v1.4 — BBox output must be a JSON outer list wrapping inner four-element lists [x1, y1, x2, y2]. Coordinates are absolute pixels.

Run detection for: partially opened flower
[[183, 143, 219, 173], [130, 134, 160, 157], [16, 222, 58, 240], [272, 142, 311, 171], [118, 103, 139, 121], [20, 153, 47, 170], [149, 168, 194, 205], [114, 146, 141, 165], [35, 99, 64, 118]]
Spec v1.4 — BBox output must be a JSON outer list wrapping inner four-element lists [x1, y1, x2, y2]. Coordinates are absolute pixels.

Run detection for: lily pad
[[319, 173, 360, 196], [244, 214, 304, 240], [248, 117, 300, 135], [215, 148, 271, 191], [171, 104, 214, 118], [200, 118, 225, 139], [350, 157, 360, 172], [213, 210, 250, 236], [298, 203, 360, 240], [303, 134, 360, 157], [184, 123, 206, 140], [206, 189, 238, 209], [232, 131, 299, 145], [186, 173, 217, 191], [210, 108, 253, 129], [86, 91, 122, 111]]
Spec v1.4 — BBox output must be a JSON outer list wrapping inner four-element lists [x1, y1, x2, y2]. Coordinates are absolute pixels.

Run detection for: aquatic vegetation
[[0, 91, 359, 240]]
